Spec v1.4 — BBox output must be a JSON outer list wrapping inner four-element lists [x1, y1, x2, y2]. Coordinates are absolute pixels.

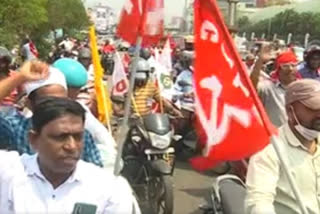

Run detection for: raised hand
[[258, 43, 277, 63], [19, 60, 49, 82]]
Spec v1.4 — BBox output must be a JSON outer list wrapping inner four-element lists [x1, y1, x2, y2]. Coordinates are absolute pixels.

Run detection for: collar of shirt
[[283, 123, 320, 155], [24, 154, 82, 184]]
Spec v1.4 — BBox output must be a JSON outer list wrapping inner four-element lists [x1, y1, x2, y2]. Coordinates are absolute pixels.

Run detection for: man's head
[[286, 79, 320, 140], [304, 45, 320, 71], [78, 47, 91, 70], [29, 97, 85, 175], [53, 58, 88, 99], [181, 51, 195, 71], [134, 58, 150, 87], [274, 51, 298, 85], [140, 48, 152, 60], [25, 67, 68, 109], [245, 54, 255, 67], [0, 47, 12, 74]]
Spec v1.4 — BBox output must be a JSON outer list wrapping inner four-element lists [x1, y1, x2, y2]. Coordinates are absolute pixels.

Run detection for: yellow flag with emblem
[[89, 25, 112, 130]]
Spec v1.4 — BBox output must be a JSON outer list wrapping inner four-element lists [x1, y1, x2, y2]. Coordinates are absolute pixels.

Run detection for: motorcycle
[[101, 52, 115, 75], [121, 113, 176, 214], [200, 174, 246, 214]]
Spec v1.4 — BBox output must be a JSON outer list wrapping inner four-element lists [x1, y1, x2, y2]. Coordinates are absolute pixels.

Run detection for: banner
[[191, 0, 275, 170]]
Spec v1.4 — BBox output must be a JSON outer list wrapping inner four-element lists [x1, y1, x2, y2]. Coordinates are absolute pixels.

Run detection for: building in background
[[90, 3, 116, 34]]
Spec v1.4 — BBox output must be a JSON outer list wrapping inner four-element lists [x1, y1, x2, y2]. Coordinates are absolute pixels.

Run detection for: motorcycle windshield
[[143, 113, 171, 135]]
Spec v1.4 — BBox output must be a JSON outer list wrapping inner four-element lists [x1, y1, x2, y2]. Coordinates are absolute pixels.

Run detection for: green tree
[[0, 0, 48, 47], [46, 0, 89, 38], [241, 9, 320, 43], [237, 16, 251, 30]]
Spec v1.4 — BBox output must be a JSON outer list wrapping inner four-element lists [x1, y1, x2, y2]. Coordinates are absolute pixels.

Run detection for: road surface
[[173, 159, 217, 214]]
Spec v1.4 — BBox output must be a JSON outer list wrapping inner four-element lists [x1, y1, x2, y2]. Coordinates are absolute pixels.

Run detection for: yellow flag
[[89, 26, 112, 130]]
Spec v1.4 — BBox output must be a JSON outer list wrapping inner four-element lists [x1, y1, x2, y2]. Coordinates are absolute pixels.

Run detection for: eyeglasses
[[280, 63, 298, 70]]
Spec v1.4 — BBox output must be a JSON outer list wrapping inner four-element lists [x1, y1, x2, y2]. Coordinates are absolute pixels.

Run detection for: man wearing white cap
[[0, 61, 103, 166], [246, 79, 320, 214]]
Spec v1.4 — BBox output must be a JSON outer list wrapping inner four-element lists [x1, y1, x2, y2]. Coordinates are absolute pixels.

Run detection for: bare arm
[[0, 74, 26, 103], [250, 58, 265, 90], [0, 61, 48, 103], [250, 43, 275, 90]]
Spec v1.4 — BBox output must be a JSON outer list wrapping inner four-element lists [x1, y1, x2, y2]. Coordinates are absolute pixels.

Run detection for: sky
[[84, 0, 189, 20]]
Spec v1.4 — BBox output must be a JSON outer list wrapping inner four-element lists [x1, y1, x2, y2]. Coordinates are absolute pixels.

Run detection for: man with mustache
[[246, 79, 320, 214], [250, 44, 300, 127], [0, 97, 138, 213]]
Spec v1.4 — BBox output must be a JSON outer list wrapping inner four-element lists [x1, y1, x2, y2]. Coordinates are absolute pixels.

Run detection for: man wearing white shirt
[[0, 97, 138, 214], [245, 79, 320, 214]]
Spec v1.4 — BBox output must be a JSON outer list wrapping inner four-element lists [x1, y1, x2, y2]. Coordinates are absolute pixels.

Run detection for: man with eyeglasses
[[250, 44, 300, 127]]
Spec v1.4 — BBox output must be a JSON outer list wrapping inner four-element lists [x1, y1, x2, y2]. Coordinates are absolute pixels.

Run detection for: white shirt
[[79, 103, 118, 171], [245, 123, 320, 214], [0, 152, 137, 214]]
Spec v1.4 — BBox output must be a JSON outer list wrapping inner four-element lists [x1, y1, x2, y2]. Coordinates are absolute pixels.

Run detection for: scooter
[[200, 174, 246, 214]]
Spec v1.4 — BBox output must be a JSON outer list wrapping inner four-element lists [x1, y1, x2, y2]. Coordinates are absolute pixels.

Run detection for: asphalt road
[[173, 159, 217, 214]]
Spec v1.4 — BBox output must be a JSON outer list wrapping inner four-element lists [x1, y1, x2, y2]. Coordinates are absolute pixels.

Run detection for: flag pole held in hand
[[192, 0, 309, 213]]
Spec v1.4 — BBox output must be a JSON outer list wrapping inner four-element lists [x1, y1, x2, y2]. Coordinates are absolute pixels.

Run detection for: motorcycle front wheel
[[149, 175, 174, 214]]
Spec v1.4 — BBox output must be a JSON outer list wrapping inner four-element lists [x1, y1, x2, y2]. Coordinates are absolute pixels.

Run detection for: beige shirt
[[258, 80, 287, 127], [245, 123, 320, 214]]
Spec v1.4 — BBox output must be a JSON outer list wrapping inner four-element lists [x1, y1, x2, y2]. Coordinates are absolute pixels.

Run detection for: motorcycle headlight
[[149, 131, 172, 150]]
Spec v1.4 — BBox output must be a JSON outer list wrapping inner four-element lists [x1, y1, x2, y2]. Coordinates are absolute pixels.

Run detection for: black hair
[[32, 97, 85, 132], [28, 89, 39, 107]]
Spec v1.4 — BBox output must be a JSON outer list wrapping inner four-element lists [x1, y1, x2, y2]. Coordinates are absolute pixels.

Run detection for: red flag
[[191, 0, 276, 170], [116, 0, 164, 47], [141, 0, 164, 46], [116, 0, 143, 45], [29, 41, 38, 58]]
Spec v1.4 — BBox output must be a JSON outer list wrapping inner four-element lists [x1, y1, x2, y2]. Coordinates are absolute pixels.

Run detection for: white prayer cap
[[24, 66, 67, 96]]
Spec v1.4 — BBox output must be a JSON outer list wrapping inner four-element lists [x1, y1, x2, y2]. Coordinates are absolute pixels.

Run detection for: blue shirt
[[174, 69, 194, 111], [1, 110, 103, 167], [298, 62, 320, 81]]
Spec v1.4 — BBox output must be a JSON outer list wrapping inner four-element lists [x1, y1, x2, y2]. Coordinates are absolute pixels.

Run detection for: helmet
[[78, 47, 91, 59], [0, 47, 12, 64], [304, 44, 320, 62], [181, 51, 195, 68], [140, 48, 151, 60], [136, 58, 150, 72], [53, 58, 88, 88]]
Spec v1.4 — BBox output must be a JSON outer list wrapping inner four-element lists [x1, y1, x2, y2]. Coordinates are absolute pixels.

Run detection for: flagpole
[[114, 36, 143, 175], [196, 1, 310, 213]]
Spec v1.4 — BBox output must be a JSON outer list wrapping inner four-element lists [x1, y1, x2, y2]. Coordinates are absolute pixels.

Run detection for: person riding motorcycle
[[174, 51, 195, 116], [77, 47, 98, 116], [112, 58, 182, 118], [298, 42, 320, 80], [173, 51, 196, 153]]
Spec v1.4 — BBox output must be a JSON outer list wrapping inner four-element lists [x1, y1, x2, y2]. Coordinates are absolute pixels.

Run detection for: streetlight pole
[[183, 0, 189, 33], [228, 0, 239, 28]]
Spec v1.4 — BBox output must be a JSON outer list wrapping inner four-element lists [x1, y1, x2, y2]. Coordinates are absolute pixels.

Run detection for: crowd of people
[[1, 30, 320, 213]]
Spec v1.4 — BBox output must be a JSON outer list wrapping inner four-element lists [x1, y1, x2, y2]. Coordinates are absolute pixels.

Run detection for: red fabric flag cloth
[[191, 0, 277, 171], [29, 41, 38, 58], [141, 0, 164, 47], [116, 0, 164, 47], [116, 0, 143, 45]]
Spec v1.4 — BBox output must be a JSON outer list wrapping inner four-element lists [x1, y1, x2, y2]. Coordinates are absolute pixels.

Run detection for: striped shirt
[[133, 81, 160, 116]]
